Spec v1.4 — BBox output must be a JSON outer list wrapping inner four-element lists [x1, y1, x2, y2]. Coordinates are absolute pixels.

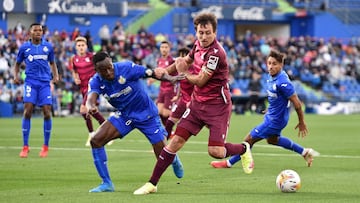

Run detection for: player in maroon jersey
[[134, 12, 254, 195], [155, 40, 177, 125], [164, 47, 195, 138], [69, 36, 107, 146]]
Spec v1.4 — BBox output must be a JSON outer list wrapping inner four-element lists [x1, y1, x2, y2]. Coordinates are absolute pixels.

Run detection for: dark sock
[[160, 115, 168, 126], [165, 119, 175, 139], [92, 112, 106, 125], [82, 114, 93, 132], [149, 148, 175, 186], [225, 143, 246, 157]]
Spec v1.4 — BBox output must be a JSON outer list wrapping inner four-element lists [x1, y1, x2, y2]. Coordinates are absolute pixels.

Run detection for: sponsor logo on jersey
[[207, 55, 219, 70]]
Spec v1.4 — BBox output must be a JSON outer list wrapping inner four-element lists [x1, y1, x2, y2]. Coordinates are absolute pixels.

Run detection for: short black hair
[[93, 51, 110, 65], [178, 47, 190, 56], [29, 23, 42, 29]]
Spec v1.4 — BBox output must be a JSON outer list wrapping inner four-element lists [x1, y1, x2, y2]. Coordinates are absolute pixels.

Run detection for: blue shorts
[[23, 79, 52, 106], [250, 121, 283, 139], [108, 112, 167, 144]]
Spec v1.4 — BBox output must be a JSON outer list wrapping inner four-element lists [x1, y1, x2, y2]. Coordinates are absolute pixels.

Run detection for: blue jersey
[[16, 40, 55, 82], [88, 61, 158, 122], [264, 70, 295, 129]]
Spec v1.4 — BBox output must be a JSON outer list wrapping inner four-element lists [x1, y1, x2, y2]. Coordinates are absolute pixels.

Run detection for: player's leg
[[206, 102, 253, 174], [19, 102, 34, 158], [88, 120, 120, 193], [39, 104, 52, 158], [267, 135, 319, 167], [165, 99, 186, 139], [134, 131, 188, 195], [80, 104, 94, 146], [37, 82, 53, 158], [135, 103, 205, 195], [138, 116, 184, 179], [20, 81, 37, 158]]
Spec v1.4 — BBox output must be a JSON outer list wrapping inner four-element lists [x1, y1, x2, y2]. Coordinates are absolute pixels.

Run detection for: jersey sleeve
[[16, 45, 25, 64], [119, 61, 146, 80], [278, 80, 295, 99], [47, 43, 55, 63], [87, 75, 101, 95]]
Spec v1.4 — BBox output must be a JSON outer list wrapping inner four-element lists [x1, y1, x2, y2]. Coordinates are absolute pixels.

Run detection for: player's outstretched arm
[[86, 92, 100, 116], [289, 94, 308, 138], [145, 67, 185, 83]]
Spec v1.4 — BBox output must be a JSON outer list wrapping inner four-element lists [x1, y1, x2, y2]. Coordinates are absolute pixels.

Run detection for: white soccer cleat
[[107, 140, 114, 146], [133, 182, 157, 195], [85, 132, 95, 147], [302, 148, 320, 167]]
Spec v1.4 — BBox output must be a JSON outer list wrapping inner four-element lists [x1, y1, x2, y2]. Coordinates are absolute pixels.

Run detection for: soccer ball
[[276, 169, 301, 193]]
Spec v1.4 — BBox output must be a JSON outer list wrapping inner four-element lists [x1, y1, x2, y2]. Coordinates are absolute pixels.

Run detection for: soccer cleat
[[19, 146, 30, 158], [107, 140, 114, 146], [172, 155, 184, 178], [39, 145, 49, 158], [85, 136, 91, 147], [210, 160, 230, 168], [86, 132, 95, 147], [302, 148, 320, 167], [89, 182, 115, 193], [240, 142, 254, 174], [133, 182, 157, 195]]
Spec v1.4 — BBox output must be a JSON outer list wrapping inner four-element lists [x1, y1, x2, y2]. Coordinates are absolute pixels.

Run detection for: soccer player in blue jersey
[[14, 23, 59, 158], [210, 49, 319, 169], [86, 52, 184, 193]]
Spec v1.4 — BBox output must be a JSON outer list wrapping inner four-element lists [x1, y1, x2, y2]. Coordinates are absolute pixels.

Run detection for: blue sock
[[22, 118, 31, 146], [92, 147, 112, 184], [43, 119, 52, 146], [228, 154, 241, 166], [277, 136, 303, 155]]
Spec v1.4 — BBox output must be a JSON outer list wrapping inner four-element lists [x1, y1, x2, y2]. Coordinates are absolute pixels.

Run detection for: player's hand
[[295, 122, 308, 138], [163, 73, 186, 84], [154, 68, 167, 78], [175, 57, 189, 73], [52, 74, 59, 84], [87, 106, 99, 118], [74, 78, 81, 85], [171, 95, 179, 102], [14, 76, 20, 85]]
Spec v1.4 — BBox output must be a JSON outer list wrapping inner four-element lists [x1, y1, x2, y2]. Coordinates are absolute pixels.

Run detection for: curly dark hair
[[92, 51, 110, 65], [193, 12, 217, 32]]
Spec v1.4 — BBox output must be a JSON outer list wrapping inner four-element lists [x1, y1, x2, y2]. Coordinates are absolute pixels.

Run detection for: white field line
[[0, 141, 359, 159]]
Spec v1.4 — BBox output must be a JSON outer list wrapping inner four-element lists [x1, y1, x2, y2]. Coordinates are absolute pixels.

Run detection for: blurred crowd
[[0, 21, 360, 115]]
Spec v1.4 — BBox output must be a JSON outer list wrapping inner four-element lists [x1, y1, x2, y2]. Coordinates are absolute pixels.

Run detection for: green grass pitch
[[0, 113, 359, 203]]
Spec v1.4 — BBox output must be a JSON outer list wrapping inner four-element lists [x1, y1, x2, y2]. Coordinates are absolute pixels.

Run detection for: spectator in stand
[[98, 24, 111, 48]]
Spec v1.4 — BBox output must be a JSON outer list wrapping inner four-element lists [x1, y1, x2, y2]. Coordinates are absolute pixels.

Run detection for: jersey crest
[[118, 76, 126, 84]]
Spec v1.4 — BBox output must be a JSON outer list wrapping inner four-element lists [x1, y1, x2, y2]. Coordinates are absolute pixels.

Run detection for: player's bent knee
[[208, 147, 225, 159]]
